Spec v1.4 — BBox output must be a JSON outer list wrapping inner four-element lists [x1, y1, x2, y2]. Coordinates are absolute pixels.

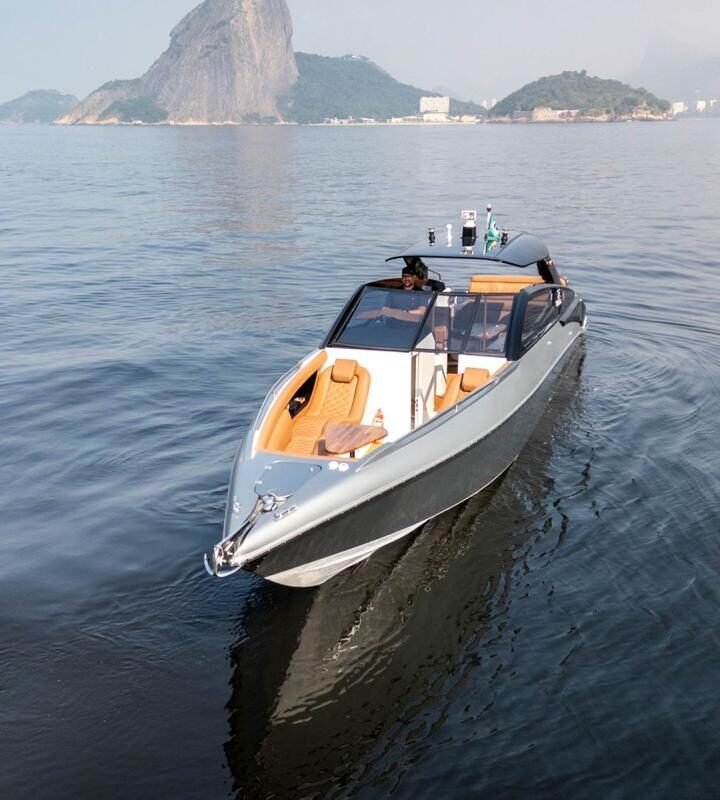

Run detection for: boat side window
[[462, 295, 514, 355], [520, 288, 563, 351]]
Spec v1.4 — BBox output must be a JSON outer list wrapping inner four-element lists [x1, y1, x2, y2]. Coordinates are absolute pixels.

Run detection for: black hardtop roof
[[386, 231, 550, 269]]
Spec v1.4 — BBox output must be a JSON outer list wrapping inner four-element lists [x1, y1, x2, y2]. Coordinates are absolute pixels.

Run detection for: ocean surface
[[1, 120, 719, 799]]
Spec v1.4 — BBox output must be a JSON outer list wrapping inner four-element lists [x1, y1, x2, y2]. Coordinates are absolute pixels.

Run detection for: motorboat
[[205, 207, 587, 588]]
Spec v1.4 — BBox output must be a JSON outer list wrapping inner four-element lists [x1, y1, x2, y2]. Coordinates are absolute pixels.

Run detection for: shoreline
[[45, 116, 676, 128]]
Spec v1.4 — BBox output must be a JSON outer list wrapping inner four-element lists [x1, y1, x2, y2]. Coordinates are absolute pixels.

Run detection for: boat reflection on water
[[224, 350, 585, 799]]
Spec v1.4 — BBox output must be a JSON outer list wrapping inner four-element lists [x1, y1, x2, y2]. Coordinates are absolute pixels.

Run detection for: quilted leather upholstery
[[284, 360, 370, 455]]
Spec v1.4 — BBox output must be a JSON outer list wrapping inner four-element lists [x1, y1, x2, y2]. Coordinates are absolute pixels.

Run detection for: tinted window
[[333, 287, 432, 350], [416, 293, 514, 355], [520, 288, 562, 350], [464, 296, 514, 355]]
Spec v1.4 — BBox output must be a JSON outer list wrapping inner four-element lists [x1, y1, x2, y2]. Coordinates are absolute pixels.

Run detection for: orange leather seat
[[435, 367, 491, 413], [284, 359, 370, 455]]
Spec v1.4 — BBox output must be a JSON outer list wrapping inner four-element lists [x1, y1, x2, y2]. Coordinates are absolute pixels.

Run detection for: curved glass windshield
[[415, 293, 515, 355], [333, 287, 433, 350], [331, 286, 516, 354]]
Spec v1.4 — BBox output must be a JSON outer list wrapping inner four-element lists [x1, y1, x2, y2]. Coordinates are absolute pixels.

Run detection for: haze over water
[[1, 120, 720, 798]]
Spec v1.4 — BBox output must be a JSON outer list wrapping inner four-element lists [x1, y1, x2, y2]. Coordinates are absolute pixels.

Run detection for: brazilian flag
[[484, 212, 502, 254]]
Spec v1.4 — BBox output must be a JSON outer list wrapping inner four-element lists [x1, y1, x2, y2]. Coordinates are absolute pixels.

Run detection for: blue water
[[1, 120, 720, 799]]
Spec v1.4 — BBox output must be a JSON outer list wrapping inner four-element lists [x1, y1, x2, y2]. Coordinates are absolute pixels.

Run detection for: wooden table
[[324, 422, 388, 457]]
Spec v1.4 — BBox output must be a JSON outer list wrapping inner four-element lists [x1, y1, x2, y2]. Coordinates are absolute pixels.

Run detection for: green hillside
[[281, 53, 485, 123], [0, 90, 78, 123], [491, 70, 670, 117]]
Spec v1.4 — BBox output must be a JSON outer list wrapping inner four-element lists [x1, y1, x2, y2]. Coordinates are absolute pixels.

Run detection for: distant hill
[[281, 53, 485, 123], [491, 70, 670, 118], [0, 90, 78, 123]]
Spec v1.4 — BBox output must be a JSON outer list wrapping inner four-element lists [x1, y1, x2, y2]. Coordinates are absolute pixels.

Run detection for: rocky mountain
[[58, 0, 297, 124], [491, 70, 670, 119], [0, 90, 78, 123], [58, 1, 481, 126], [57, 80, 150, 125]]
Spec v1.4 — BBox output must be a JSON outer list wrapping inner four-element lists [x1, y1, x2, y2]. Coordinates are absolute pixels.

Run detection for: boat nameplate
[[274, 505, 297, 521]]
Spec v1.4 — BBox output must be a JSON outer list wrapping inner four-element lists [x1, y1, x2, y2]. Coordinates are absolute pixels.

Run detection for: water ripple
[[2, 121, 720, 799]]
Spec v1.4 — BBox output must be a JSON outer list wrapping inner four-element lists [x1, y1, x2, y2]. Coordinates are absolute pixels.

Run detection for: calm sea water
[[1, 120, 719, 799]]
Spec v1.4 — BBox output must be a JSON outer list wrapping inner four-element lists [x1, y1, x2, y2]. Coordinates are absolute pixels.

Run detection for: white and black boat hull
[[219, 318, 585, 588]]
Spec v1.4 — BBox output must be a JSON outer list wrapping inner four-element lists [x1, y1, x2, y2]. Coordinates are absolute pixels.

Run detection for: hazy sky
[[0, 0, 717, 103]]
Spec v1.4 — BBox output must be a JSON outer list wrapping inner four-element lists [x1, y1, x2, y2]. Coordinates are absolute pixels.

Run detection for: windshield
[[330, 287, 516, 354], [415, 293, 515, 355], [332, 286, 433, 350]]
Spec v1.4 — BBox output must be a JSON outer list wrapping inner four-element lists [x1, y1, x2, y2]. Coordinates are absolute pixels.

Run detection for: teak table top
[[324, 422, 388, 456]]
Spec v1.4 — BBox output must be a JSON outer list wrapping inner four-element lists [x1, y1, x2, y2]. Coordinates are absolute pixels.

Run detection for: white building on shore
[[420, 96, 450, 122], [671, 99, 718, 115]]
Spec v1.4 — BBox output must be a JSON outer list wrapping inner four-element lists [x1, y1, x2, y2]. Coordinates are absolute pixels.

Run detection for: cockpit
[[253, 247, 579, 459]]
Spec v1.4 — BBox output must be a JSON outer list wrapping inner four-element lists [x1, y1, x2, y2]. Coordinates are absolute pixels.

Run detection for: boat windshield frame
[[326, 285, 435, 352]]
